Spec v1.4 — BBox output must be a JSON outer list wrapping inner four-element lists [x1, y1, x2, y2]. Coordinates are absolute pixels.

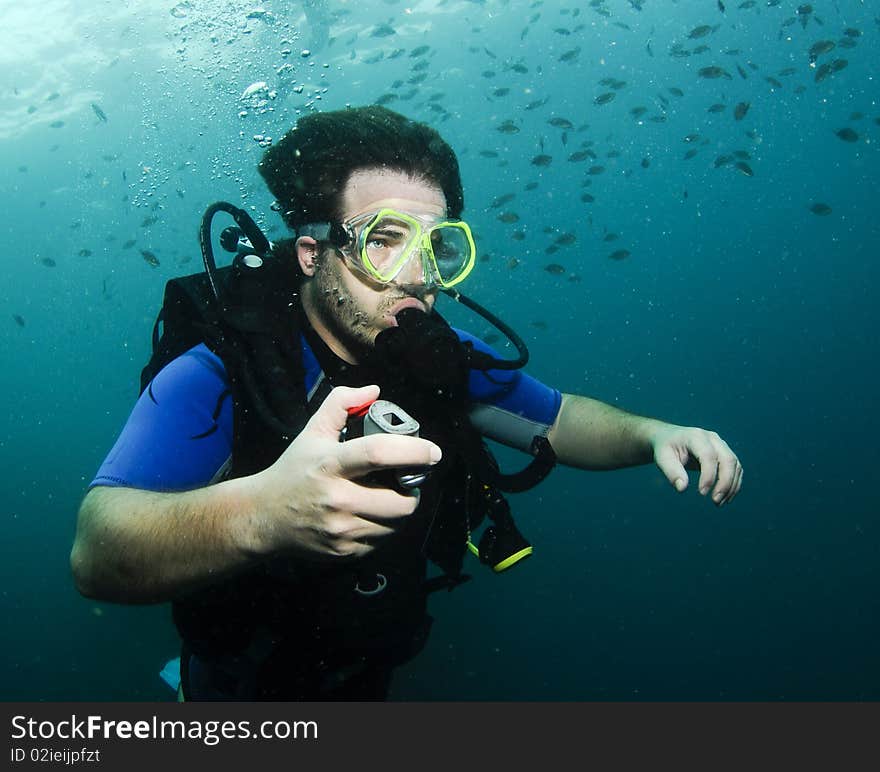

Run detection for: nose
[[396, 247, 435, 288]]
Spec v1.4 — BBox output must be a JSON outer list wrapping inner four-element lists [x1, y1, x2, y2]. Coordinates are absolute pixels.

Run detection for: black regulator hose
[[199, 201, 272, 305], [441, 288, 529, 371]]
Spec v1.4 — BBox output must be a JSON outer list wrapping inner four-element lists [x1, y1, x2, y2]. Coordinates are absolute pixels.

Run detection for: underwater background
[[1, 0, 877, 701]]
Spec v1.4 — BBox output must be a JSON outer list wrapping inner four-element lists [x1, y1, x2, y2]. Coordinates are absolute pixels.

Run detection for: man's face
[[300, 167, 447, 363]]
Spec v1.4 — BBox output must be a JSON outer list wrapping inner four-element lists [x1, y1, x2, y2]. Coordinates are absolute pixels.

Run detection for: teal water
[[1, 0, 877, 701]]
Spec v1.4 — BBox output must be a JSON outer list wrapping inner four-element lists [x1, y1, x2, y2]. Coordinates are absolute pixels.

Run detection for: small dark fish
[[843, 28, 861, 38], [688, 25, 716, 39], [410, 45, 430, 57], [714, 154, 734, 168], [91, 102, 108, 122], [567, 150, 591, 162], [834, 128, 858, 142], [594, 92, 616, 105], [78, 248, 92, 257], [509, 63, 528, 74], [765, 76, 783, 89], [608, 249, 631, 261], [553, 27, 571, 36], [371, 23, 395, 38], [511, 231, 526, 241], [524, 98, 549, 111], [531, 154, 553, 167], [545, 245, 559, 255], [630, 106, 648, 117], [555, 233, 577, 246], [640, 157, 651, 168], [490, 193, 516, 208], [830, 59, 848, 72], [718, 0, 726, 12], [548, 117, 573, 129], [140, 249, 160, 267], [41, 257, 57, 267], [734, 101, 750, 120], [493, 87, 510, 97], [12, 314, 25, 327], [479, 150, 499, 158], [524, 182, 539, 191], [497, 120, 520, 134], [736, 64, 749, 80], [708, 103, 726, 113], [808, 40, 835, 64], [507, 258, 521, 270], [49, 120, 65, 128], [735, 161, 754, 177], [603, 233, 619, 242], [699, 66, 731, 80], [668, 87, 684, 97], [141, 215, 158, 228], [497, 211, 520, 224], [544, 263, 566, 275], [122, 239, 136, 250], [814, 63, 833, 83], [684, 148, 700, 160], [559, 47, 581, 63], [809, 202, 832, 216], [587, 165, 605, 175], [580, 193, 595, 203]]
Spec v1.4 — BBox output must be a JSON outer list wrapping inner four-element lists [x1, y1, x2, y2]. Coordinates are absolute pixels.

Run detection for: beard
[[308, 250, 434, 363]]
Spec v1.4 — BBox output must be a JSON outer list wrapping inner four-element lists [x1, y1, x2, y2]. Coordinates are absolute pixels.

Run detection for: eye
[[365, 236, 390, 250]]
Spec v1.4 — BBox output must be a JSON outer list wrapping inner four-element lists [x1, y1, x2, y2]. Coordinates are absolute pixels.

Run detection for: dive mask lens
[[358, 210, 476, 288], [359, 211, 419, 282], [428, 222, 475, 288]]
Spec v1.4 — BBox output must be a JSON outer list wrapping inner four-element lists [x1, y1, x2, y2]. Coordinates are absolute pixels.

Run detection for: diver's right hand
[[239, 384, 442, 560]]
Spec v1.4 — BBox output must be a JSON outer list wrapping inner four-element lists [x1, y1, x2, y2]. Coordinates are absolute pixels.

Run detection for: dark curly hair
[[258, 105, 464, 231]]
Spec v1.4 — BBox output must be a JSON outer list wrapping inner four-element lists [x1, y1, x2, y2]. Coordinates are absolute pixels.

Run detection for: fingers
[[693, 432, 742, 506], [336, 432, 442, 480], [655, 429, 743, 506], [303, 384, 381, 438], [315, 479, 420, 557], [655, 445, 690, 492]]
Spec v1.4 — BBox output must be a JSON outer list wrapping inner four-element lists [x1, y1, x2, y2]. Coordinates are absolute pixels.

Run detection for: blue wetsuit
[[92, 329, 561, 492], [90, 325, 562, 699]]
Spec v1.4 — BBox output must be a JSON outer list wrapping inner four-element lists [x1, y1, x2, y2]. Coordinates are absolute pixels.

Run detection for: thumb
[[302, 384, 380, 439], [655, 444, 689, 492]]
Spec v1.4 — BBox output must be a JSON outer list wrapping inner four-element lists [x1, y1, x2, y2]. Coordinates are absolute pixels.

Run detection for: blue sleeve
[[454, 328, 562, 452], [90, 344, 234, 492]]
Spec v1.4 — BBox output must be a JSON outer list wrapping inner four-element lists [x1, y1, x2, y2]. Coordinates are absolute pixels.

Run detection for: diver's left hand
[[650, 425, 742, 506]]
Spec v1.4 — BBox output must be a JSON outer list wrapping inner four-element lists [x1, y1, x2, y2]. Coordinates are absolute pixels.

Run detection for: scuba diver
[[70, 106, 742, 700]]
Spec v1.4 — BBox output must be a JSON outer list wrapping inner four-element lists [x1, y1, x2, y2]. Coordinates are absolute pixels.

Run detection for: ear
[[295, 236, 320, 277]]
